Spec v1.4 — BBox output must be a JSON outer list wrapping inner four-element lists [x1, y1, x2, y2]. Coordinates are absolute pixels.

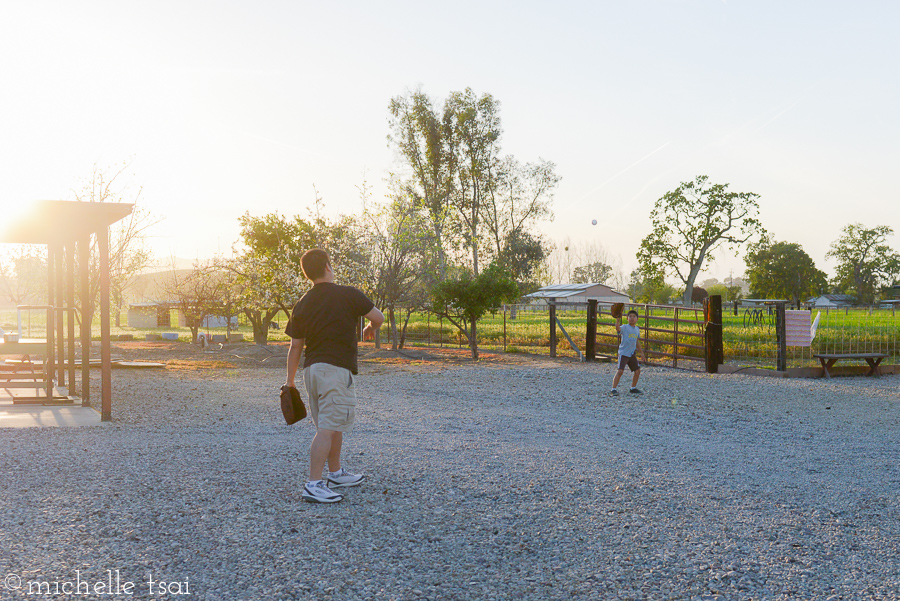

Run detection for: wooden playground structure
[[0, 200, 133, 420]]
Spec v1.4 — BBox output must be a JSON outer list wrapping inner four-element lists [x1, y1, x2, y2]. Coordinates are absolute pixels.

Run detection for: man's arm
[[286, 337, 304, 387], [361, 306, 385, 340]]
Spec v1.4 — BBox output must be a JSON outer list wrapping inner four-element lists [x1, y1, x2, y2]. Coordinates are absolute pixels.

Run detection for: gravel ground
[[1, 351, 899, 600]]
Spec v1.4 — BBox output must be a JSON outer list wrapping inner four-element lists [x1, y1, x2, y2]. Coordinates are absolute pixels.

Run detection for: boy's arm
[[636, 338, 647, 363], [615, 316, 622, 333]]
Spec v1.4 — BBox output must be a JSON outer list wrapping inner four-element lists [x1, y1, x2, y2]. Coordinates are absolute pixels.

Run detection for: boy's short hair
[[627, 310, 639, 318], [300, 249, 330, 281]]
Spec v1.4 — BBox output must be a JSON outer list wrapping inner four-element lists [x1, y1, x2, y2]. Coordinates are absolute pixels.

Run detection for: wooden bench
[[813, 353, 889, 378]]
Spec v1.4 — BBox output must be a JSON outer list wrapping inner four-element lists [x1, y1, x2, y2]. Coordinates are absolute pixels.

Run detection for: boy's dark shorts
[[617, 354, 640, 372]]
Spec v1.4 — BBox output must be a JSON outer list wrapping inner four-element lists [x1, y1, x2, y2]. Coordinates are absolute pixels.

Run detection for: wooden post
[[585, 299, 597, 362], [99, 229, 112, 421], [644, 304, 650, 364], [66, 242, 76, 396], [549, 302, 557, 358], [712, 295, 724, 366], [673, 307, 679, 369], [503, 305, 507, 352], [79, 235, 91, 406], [56, 244, 65, 388], [704, 295, 724, 373], [44, 307, 53, 401], [46, 243, 56, 396], [776, 301, 787, 372]]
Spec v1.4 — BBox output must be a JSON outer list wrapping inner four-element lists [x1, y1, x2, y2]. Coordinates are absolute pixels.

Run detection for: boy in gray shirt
[[611, 309, 647, 396]]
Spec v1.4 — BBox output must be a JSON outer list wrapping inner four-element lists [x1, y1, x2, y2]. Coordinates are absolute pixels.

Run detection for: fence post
[[775, 301, 786, 372], [673, 307, 679, 369], [549, 302, 557, 358], [705, 295, 724, 373], [503, 305, 507, 352], [586, 299, 597, 362]]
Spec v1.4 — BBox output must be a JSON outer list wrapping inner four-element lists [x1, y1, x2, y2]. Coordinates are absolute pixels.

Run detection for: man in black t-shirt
[[285, 249, 384, 504]]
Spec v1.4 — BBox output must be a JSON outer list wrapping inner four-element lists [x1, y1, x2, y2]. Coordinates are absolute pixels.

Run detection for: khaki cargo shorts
[[303, 363, 357, 432]]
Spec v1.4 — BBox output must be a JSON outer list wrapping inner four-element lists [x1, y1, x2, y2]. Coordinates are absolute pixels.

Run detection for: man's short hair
[[627, 309, 639, 318], [300, 249, 330, 281]]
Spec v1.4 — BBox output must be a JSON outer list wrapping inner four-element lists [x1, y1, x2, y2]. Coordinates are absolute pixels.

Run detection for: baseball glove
[[610, 303, 625, 319], [280, 385, 307, 425]]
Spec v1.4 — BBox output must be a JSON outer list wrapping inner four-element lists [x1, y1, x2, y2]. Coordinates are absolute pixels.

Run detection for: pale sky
[[2, 1, 898, 283]]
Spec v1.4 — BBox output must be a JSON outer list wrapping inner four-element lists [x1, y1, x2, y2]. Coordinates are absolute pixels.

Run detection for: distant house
[[807, 294, 856, 308], [524, 283, 631, 305], [740, 298, 784, 307], [174, 311, 238, 329], [127, 303, 172, 328]]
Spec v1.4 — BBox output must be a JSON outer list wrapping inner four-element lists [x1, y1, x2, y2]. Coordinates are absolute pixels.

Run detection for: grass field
[[3, 304, 898, 369]]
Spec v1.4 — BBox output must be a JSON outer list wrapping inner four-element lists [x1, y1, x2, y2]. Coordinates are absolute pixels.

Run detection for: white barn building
[[524, 283, 631, 305]]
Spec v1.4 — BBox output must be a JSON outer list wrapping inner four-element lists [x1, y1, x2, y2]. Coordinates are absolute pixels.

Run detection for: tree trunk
[[469, 318, 479, 360], [389, 306, 398, 350], [245, 309, 273, 345], [398, 308, 413, 349]]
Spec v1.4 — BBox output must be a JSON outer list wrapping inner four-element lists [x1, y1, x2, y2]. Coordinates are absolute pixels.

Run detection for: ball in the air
[[591, 219, 597, 225]]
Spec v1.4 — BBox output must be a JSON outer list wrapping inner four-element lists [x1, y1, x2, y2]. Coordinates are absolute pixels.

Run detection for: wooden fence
[[583, 297, 724, 373]]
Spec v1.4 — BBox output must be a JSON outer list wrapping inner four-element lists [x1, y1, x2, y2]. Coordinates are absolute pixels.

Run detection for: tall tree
[[826, 223, 900, 304], [388, 89, 454, 277], [572, 261, 613, 285], [445, 88, 502, 275], [627, 268, 675, 304], [230, 211, 313, 344], [745, 239, 828, 307], [483, 156, 559, 265], [73, 163, 158, 327], [359, 182, 435, 349], [496, 229, 548, 293], [231, 201, 371, 344], [0, 245, 47, 305], [160, 259, 230, 344], [638, 175, 765, 306]]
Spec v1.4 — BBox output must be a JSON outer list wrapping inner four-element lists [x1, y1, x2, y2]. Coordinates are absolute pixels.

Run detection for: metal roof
[[525, 283, 628, 299]]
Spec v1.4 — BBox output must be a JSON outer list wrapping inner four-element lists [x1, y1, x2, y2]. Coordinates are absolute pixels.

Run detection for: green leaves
[[432, 263, 518, 323], [826, 223, 900, 303], [638, 175, 765, 305], [745, 240, 827, 305], [431, 263, 519, 359]]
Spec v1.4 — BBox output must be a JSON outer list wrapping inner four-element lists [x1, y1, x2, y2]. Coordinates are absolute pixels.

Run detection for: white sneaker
[[302, 480, 344, 504], [326, 468, 365, 488]]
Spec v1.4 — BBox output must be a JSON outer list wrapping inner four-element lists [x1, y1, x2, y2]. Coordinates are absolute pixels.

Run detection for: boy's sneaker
[[609, 389, 619, 396], [326, 468, 365, 488], [629, 388, 643, 395], [302, 480, 344, 504]]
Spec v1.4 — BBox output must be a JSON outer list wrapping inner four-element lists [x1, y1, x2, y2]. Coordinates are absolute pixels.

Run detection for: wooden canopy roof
[[0, 200, 133, 244]]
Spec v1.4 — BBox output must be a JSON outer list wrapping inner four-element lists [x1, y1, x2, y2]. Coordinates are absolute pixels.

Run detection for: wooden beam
[[46, 244, 56, 394], [56, 243, 65, 387], [79, 235, 91, 406], [98, 229, 112, 421], [66, 242, 76, 396]]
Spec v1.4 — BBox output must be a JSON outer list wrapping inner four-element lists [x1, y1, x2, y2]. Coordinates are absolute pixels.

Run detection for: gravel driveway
[[1, 354, 898, 600]]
